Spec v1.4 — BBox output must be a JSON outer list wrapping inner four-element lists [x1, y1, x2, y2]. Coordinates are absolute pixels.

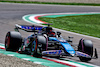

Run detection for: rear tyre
[[78, 38, 93, 62], [5, 31, 22, 51]]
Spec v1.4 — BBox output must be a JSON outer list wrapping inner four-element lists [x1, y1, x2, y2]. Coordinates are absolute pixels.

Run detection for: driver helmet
[[46, 27, 55, 37]]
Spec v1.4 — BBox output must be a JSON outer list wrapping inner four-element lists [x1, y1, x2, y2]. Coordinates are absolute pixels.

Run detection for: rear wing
[[15, 24, 43, 32]]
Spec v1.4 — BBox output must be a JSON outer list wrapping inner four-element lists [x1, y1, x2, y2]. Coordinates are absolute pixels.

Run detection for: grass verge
[[0, 0, 100, 6], [39, 14, 100, 38]]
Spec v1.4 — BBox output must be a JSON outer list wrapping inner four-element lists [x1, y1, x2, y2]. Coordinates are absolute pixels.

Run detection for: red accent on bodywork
[[35, 38, 37, 50]]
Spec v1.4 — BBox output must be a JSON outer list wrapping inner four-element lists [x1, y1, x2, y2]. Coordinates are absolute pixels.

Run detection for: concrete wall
[[2, 0, 100, 4]]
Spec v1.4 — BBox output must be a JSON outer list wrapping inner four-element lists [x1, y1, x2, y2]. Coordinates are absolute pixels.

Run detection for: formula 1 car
[[5, 24, 98, 62]]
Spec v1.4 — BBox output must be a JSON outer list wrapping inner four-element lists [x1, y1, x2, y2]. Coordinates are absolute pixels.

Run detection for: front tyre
[[78, 38, 93, 62], [32, 35, 47, 57], [79, 57, 91, 62], [5, 31, 22, 51]]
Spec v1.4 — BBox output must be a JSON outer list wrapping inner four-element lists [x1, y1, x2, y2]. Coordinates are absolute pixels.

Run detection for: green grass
[[39, 14, 100, 38], [0, 0, 100, 6]]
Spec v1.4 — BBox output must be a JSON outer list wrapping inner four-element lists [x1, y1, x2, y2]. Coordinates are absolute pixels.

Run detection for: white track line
[[23, 12, 100, 40]]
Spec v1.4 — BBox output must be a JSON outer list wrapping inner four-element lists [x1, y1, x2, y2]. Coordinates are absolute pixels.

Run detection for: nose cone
[[71, 54, 75, 57]]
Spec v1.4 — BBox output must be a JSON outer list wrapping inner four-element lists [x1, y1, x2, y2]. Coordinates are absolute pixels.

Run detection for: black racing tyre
[[32, 35, 47, 57], [5, 31, 22, 51], [37, 35, 47, 51], [78, 38, 93, 62]]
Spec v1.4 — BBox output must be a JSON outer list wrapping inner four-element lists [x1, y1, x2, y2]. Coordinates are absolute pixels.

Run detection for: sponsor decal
[[76, 51, 91, 58], [42, 50, 61, 55]]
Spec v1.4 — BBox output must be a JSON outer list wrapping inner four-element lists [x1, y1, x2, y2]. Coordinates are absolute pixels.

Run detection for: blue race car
[[5, 24, 98, 62]]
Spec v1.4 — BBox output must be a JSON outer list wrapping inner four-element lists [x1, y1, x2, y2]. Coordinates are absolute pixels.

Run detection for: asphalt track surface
[[0, 3, 100, 66]]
